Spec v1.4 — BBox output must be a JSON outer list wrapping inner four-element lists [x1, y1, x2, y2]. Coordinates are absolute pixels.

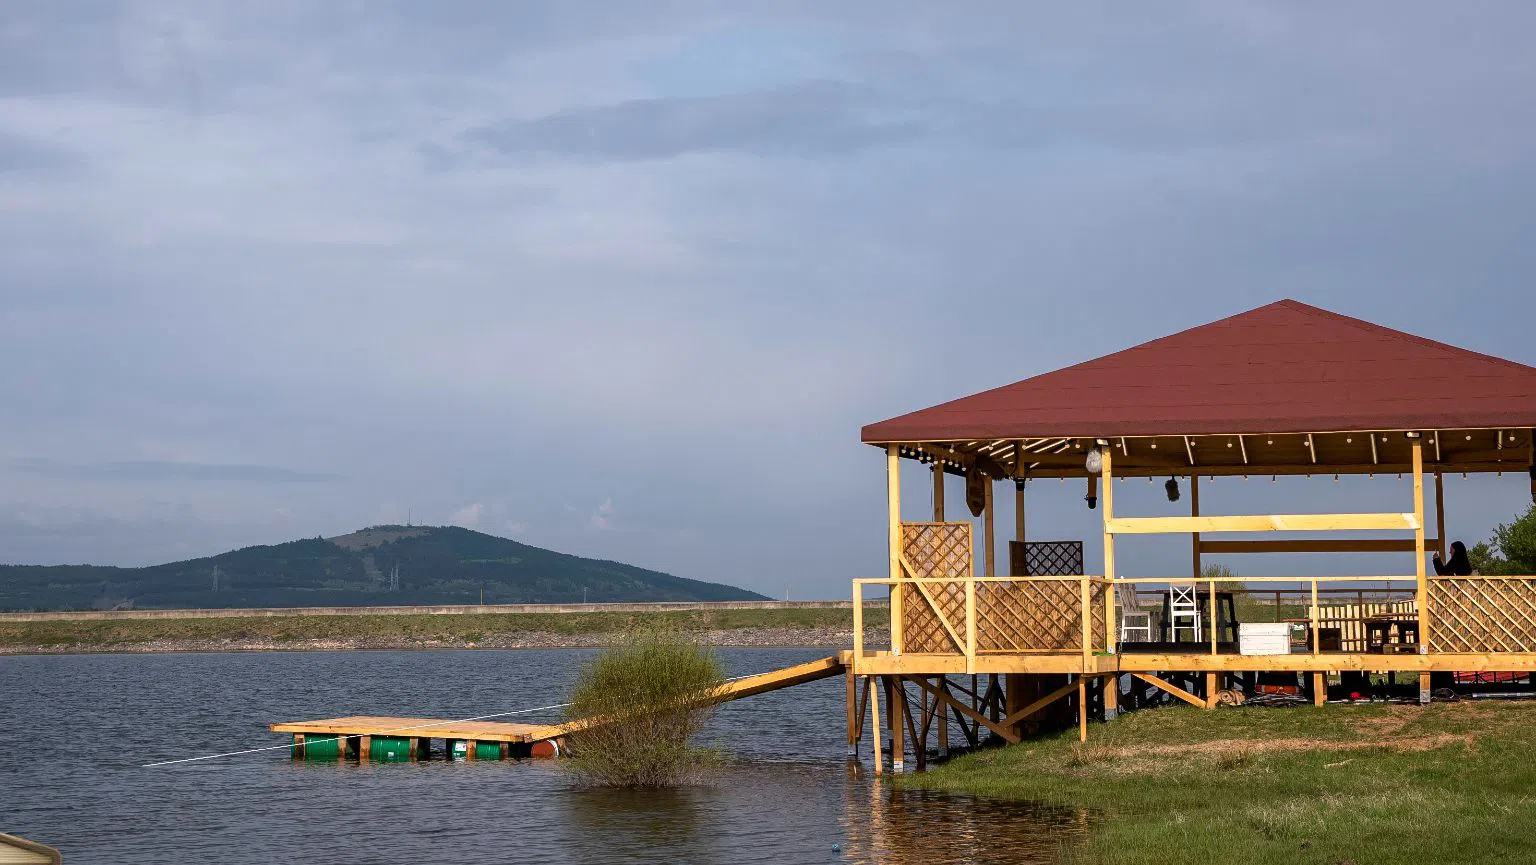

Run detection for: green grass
[[901, 700, 1536, 864], [0, 607, 888, 650]]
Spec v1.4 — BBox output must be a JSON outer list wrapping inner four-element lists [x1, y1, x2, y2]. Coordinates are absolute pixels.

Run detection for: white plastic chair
[[1169, 582, 1203, 642], [1117, 584, 1152, 643]]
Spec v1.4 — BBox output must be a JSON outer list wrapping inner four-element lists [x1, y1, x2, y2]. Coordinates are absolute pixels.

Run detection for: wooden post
[[1434, 471, 1446, 559], [293, 732, 305, 760], [466, 739, 477, 761], [338, 735, 348, 761], [408, 736, 418, 761], [1102, 447, 1117, 654], [1080, 575, 1092, 671], [887, 445, 904, 655], [1313, 672, 1327, 706], [1205, 671, 1218, 708], [965, 576, 977, 674], [1103, 673, 1119, 720], [937, 677, 950, 757], [983, 479, 995, 577], [853, 581, 864, 661], [1015, 479, 1026, 547], [360, 735, 371, 761], [1077, 676, 1088, 742], [1191, 474, 1202, 578], [886, 677, 905, 773], [933, 463, 945, 521], [846, 667, 858, 757], [1210, 573, 1219, 656], [1413, 439, 1429, 673], [869, 676, 883, 775], [1311, 579, 1320, 658]]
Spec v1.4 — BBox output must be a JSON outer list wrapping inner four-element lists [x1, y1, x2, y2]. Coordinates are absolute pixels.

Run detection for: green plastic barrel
[[475, 741, 503, 761], [369, 736, 412, 762], [295, 734, 342, 760]]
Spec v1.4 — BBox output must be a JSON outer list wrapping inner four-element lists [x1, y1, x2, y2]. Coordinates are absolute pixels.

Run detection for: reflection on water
[[1, 649, 1086, 865], [840, 778, 1089, 865]]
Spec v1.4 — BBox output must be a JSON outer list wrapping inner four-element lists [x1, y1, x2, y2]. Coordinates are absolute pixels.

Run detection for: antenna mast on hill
[[212, 565, 220, 592], [389, 563, 399, 592]]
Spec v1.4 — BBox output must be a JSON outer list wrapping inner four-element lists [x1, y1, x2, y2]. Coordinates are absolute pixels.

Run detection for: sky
[[2, 2, 1534, 598]]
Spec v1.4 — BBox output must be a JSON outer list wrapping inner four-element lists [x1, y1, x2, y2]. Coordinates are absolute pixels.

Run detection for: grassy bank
[[0, 607, 888, 653], [903, 700, 1536, 865]]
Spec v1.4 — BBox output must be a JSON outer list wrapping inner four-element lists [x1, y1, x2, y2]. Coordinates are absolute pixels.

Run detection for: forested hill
[[0, 525, 767, 611]]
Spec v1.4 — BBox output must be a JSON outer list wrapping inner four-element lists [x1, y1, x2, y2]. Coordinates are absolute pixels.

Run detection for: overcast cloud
[[2, 2, 1534, 596]]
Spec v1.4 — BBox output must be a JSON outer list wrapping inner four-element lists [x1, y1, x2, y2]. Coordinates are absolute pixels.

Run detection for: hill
[[0, 525, 767, 611]]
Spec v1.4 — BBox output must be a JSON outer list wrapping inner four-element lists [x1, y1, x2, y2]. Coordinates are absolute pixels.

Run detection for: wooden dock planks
[[272, 655, 849, 748]]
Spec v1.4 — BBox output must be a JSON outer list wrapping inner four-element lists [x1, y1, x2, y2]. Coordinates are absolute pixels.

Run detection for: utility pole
[[211, 565, 220, 592]]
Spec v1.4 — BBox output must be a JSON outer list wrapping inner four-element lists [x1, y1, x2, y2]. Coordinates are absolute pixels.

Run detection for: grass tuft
[[561, 627, 725, 788]]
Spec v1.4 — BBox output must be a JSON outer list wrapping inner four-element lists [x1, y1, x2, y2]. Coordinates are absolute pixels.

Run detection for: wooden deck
[[272, 716, 560, 743], [271, 655, 849, 760]]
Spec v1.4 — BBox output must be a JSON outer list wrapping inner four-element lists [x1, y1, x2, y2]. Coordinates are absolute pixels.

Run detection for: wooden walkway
[[272, 654, 848, 759]]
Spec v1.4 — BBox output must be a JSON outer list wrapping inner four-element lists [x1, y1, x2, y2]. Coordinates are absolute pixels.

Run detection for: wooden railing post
[[1310, 579, 1320, 657], [1210, 575, 1219, 655], [965, 577, 977, 674], [853, 581, 864, 663], [1080, 576, 1092, 671]]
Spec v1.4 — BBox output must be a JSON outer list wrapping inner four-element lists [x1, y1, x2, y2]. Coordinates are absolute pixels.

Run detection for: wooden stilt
[[846, 667, 858, 756], [887, 677, 906, 773], [900, 680, 923, 771], [360, 735, 371, 761], [1103, 673, 1119, 720], [1205, 671, 1218, 708], [293, 732, 305, 760], [1313, 671, 1327, 706], [937, 676, 950, 757], [869, 676, 883, 775], [466, 739, 477, 761], [1077, 677, 1088, 742], [1420, 671, 1432, 705], [337, 735, 348, 761]]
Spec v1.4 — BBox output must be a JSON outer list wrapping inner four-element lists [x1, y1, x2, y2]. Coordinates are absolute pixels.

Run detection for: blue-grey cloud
[[9, 459, 340, 484], [467, 80, 930, 162]]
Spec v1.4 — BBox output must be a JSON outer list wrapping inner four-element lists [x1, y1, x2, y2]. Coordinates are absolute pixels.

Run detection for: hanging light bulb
[[1084, 445, 1103, 475]]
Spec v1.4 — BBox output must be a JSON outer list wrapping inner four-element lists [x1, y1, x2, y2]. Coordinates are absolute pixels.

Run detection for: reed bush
[[562, 627, 725, 787]]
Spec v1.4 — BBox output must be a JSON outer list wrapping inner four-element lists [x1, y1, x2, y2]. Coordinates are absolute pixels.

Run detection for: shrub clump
[[562, 628, 726, 787]]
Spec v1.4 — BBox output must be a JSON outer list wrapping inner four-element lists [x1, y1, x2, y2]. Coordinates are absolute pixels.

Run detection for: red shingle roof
[[862, 300, 1536, 442]]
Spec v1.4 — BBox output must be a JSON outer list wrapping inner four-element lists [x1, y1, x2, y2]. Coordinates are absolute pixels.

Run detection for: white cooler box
[[1239, 622, 1292, 656]]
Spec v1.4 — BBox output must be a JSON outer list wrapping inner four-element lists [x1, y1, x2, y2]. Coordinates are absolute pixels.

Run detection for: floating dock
[[272, 654, 847, 762]]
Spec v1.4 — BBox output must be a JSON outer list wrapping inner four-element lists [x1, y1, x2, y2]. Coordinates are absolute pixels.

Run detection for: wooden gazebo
[[846, 299, 1536, 772]]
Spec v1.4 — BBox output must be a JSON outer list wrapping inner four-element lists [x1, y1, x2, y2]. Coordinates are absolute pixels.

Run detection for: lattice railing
[[1429, 577, 1536, 653], [977, 579, 1106, 652], [899, 522, 971, 654]]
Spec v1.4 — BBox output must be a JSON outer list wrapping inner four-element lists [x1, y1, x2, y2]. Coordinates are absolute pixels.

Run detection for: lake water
[[0, 648, 1085, 863]]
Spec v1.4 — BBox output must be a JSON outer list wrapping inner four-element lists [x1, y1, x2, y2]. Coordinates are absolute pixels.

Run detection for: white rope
[[142, 668, 770, 768]]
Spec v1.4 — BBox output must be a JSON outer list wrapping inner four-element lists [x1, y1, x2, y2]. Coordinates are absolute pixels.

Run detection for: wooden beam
[[1132, 672, 1208, 709], [869, 676, 883, 775], [1102, 446, 1116, 653], [1434, 471, 1446, 559], [1077, 677, 1088, 742], [983, 479, 995, 578], [1191, 475, 1202, 578], [999, 680, 1078, 729], [1107, 513, 1420, 534], [1016, 461, 1520, 479], [1183, 435, 1196, 466], [1413, 439, 1428, 654], [1199, 538, 1442, 554], [845, 667, 858, 756], [905, 675, 1021, 744], [887, 445, 903, 655]]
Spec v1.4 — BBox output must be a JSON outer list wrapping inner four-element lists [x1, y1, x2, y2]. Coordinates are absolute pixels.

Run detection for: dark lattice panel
[[1009, 541, 1085, 577]]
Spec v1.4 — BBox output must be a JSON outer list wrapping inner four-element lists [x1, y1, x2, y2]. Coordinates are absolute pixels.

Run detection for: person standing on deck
[[1433, 541, 1473, 576]]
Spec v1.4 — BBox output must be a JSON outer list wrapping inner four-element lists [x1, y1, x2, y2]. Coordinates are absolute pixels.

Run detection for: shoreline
[[0, 608, 889, 656], [0, 627, 879, 656]]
